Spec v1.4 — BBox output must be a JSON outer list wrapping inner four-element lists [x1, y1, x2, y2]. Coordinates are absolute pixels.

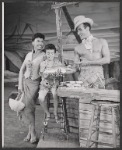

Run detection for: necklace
[[82, 35, 94, 53]]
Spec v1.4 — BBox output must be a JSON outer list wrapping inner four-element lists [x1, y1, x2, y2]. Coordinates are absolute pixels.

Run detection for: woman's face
[[46, 49, 55, 61], [32, 37, 45, 52]]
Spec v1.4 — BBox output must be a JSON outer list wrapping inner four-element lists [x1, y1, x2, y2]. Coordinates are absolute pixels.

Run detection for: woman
[[18, 33, 45, 143]]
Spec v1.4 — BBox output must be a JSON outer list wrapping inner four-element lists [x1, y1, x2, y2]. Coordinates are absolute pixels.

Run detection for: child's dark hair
[[32, 33, 45, 41], [45, 44, 56, 53]]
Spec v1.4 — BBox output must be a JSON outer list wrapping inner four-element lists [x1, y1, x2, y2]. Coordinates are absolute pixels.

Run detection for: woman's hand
[[18, 86, 24, 94]]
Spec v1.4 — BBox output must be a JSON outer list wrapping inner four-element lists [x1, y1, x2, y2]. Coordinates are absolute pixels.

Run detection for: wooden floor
[[37, 139, 79, 148], [4, 84, 80, 148], [37, 132, 80, 148]]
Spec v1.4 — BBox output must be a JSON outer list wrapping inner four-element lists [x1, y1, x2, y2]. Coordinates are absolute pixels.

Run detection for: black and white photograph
[[3, 0, 120, 148]]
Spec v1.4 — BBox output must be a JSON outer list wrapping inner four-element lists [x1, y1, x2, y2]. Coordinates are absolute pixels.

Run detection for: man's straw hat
[[74, 15, 94, 30]]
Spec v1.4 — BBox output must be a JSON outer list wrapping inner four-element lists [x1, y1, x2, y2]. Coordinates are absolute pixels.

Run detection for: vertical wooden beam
[[113, 61, 120, 81], [62, 6, 81, 43], [4, 55, 6, 70], [109, 61, 114, 78], [109, 60, 120, 81], [55, 3, 63, 63], [62, 6, 81, 81], [103, 64, 110, 80]]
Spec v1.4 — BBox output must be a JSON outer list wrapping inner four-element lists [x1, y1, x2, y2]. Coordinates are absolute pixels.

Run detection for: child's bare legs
[[51, 87, 59, 122], [38, 89, 50, 119]]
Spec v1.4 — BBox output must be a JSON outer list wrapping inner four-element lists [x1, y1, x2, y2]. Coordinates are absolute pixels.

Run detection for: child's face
[[46, 49, 55, 61]]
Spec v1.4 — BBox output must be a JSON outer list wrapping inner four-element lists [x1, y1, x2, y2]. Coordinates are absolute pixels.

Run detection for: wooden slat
[[4, 77, 18, 83], [16, 50, 26, 59], [57, 87, 120, 102], [4, 70, 18, 78], [62, 6, 81, 43], [62, 43, 119, 50], [79, 106, 119, 148], [111, 61, 120, 80], [51, 2, 78, 9], [55, 6, 63, 62], [103, 64, 110, 79]]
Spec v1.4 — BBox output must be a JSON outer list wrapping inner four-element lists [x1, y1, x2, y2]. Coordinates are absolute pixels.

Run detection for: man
[[73, 15, 110, 88]]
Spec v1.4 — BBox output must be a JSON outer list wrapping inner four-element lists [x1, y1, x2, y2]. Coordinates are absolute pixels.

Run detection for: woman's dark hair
[[83, 22, 91, 30], [32, 33, 45, 41], [45, 44, 56, 53]]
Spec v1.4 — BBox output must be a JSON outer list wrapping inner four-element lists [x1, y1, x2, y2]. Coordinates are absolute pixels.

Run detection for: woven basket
[[9, 93, 25, 112]]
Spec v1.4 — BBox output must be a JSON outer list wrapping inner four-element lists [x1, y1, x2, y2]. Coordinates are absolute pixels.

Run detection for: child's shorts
[[39, 79, 59, 92]]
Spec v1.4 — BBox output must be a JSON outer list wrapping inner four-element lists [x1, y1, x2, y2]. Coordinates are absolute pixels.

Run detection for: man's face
[[32, 37, 45, 51], [46, 49, 55, 61], [77, 24, 89, 40]]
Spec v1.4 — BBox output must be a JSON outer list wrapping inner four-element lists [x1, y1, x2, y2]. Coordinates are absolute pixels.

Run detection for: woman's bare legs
[[23, 109, 37, 143], [24, 125, 31, 142], [29, 111, 37, 143]]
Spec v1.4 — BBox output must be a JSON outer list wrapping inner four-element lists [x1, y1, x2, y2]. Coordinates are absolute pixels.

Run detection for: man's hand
[[80, 60, 90, 66], [74, 61, 82, 65], [74, 59, 90, 66]]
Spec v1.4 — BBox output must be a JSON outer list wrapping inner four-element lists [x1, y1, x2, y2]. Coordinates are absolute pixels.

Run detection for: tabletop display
[[43, 66, 76, 76]]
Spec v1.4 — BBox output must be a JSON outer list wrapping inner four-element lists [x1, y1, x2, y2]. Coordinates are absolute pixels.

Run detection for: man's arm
[[74, 47, 81, 63]]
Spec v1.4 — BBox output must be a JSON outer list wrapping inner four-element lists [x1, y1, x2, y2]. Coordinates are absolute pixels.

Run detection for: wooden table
[[57, 86, 120, 147], [57, 86, 120, 103]]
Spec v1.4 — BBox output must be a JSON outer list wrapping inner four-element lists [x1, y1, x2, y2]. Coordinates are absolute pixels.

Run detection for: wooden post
[[103, 64, 110, 80], [54, 3, 63, 63], [113, 61, 120, 81], [4, 55, 6, 70], [62, 6, 81, 43]]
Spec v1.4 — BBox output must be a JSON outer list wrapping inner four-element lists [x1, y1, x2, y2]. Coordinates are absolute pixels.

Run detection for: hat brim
[[74, 18, 93, 30]]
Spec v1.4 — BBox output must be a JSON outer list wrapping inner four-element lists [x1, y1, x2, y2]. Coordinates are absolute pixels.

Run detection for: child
[[38, 44, 63, 123]]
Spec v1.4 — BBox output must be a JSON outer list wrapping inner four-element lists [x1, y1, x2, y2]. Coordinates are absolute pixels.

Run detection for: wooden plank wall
[[103, 61, 120, 81], [79, 102, 120, 148], [4, 2, 119, 73], [65, 94, 119, 148]]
